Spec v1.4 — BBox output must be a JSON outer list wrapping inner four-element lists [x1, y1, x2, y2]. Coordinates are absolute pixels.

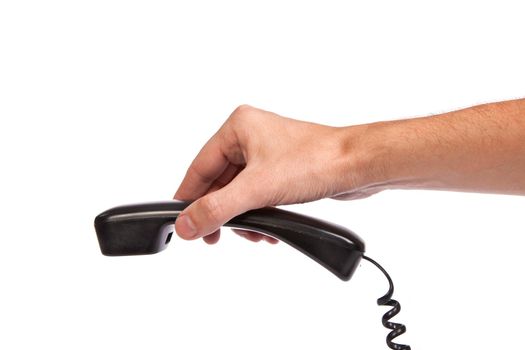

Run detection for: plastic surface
[[94, 201, 365, 281]]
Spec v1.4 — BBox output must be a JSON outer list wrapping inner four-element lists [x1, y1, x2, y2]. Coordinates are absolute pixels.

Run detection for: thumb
[[175, 173, 263, 240]]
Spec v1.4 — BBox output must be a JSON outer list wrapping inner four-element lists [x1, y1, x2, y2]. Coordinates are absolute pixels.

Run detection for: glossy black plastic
[[94, 201, 365, 281]]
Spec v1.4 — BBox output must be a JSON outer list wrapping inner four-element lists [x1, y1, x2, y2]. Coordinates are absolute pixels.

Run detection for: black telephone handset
[[94, 201, 410, 350], [95, 201, 365, 281]]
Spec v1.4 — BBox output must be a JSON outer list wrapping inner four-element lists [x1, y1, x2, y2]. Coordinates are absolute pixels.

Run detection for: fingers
[[174, 105, 304, 245], [201, 229, 279, 244], [175, 170, 264, 240], [205, 163, 244, 194], [201, 228, 279, 244], [202, 229, 221, 245], [174, 138, 228, 201], [173, 123, 246, 243], [233, 229, 264, 242], [174, 124, 242, 201], [197, 164, 243, 244], [233, 229, 279, 244]]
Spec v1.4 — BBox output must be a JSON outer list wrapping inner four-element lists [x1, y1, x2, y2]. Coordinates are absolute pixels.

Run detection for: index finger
[[174, 116, 246, 201], [174, 133, 230, 201]]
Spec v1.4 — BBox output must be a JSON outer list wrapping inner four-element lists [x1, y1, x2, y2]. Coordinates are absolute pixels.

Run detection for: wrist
[[333, 123, 386, 194], [337, 120, 427, 194]]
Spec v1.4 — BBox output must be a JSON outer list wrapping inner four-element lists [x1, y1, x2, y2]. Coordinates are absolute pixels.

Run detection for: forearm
[[351, 98, 525, 195]]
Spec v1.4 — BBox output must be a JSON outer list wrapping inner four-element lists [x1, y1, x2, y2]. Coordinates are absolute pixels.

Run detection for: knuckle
[[199, 194, 223, 228], [229, 104, 255, 123], [233, 104, 254, 115], [188, 164, 215, 186]]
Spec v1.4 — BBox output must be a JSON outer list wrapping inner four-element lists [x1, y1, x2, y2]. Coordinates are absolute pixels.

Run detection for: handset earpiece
[[94, 201, 365, 281]]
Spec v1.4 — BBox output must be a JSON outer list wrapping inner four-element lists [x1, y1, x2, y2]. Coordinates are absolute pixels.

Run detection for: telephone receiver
[[94, 201, 365, 281], [94, 201, 411, 350]]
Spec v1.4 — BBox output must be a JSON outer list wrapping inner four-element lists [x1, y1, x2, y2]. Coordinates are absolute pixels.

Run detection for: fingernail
[[177, 214, 198, 239]]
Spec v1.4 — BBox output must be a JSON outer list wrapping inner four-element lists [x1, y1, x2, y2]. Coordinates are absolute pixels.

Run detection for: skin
[[174, 99, 525, 244]]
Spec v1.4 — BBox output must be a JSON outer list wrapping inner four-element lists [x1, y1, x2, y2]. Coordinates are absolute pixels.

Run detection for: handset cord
[[362, 255, 411, 350]]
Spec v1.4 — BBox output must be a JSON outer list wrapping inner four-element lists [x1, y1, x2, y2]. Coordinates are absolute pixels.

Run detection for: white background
[[1, 1, 524, 349]]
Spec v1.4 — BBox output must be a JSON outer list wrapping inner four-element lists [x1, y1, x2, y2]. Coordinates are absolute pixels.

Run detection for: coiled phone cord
[[362, 255, 411, 350]]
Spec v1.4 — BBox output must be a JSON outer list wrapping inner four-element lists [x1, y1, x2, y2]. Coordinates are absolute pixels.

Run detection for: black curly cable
[[362, 255, 411, 350]]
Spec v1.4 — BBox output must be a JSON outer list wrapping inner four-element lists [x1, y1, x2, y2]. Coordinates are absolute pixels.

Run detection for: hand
[[173, 105, 375, 244], [174, 99, 525, 244]]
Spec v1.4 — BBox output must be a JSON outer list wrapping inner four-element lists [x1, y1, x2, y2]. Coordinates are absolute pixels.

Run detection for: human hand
[[174, 99, 525, 244], [174, 105, 378, 244]]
